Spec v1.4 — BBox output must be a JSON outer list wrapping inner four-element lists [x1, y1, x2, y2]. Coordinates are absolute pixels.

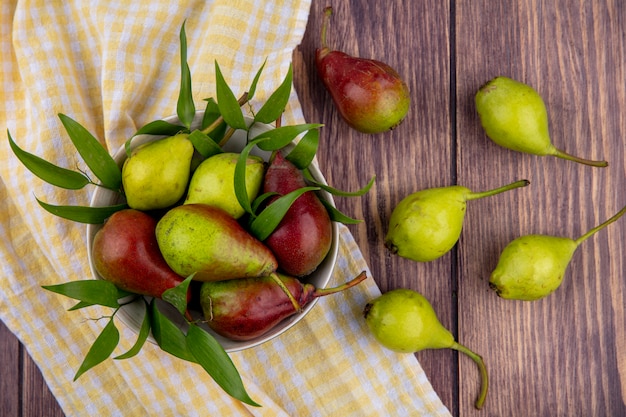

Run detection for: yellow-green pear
[[385, 180, 529, 262], [490, 204, 626, 301], [185, 152, 265, 219], [475, 76, 607, 167], [155, 204, 278, 282], [122, 133, 194, 210], [364, 289, 488, 409]]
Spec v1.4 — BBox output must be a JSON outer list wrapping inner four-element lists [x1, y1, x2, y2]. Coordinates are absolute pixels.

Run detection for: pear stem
[[466, 179, 530, 201], [451, 342, 489, 410], [313, 271, 368, 297], [551, 147, 608, 168], [217, 127, 236, 147], [574, 204, 626, 246], [269, 272, 301, 312], [320, 7, 333, 50]]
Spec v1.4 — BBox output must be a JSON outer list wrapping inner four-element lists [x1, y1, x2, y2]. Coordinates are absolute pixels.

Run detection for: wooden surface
[[1, 1, 624, 416]]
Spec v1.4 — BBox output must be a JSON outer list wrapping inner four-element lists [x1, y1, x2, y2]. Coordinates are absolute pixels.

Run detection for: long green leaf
[[74, 317, 120, 380], [58, 113, 122, 190], [161, 274, 194, 316], [254, 63, 293, 124], [36, 198, 127, 224], [215, 61, 247, 130], [8, 130, 91, 190], [149, 299, 197, 363], [186, 324, 260, 407], [188, 129, 223, 158], [252, 124, 323, 151], [285, 128, 319, 169], [114, 299, 151, 360], [250, 186, 319, 240], [304, 169, 376, 197], [177, 21, 195, 129], [42, 280, 129, 308], [233, 138, 269, 216], [247, 59, 266, 102], [321, 199, 362, 224]]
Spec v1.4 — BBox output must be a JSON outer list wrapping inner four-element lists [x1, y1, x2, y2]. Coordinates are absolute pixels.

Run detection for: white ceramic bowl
[[86, 113, 339, 352]]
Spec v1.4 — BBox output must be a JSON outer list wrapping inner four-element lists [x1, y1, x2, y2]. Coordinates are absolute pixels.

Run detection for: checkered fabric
[[0, 1, 451, 415]]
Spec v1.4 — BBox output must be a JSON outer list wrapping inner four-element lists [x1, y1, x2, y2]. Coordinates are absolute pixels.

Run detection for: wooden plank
[[455, 0, 626, 415], [21, 351, 65, 417], [0, 320, 21, 417], [294, 0, 458, 413]]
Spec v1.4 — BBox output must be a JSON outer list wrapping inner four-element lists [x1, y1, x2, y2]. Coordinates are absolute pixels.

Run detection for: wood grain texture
[[2, 0, 624, 416], [0, 321, 20, 417]]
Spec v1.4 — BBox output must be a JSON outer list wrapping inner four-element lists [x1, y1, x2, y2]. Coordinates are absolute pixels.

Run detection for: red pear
[[316, 7, 410, 134], [200, 271, 367, 341], [92, 209, 187, 299], [263, 152, 332, 277]]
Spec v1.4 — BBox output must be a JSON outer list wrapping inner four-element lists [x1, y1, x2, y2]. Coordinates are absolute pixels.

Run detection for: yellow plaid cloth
[[1, 1, 451, 415]]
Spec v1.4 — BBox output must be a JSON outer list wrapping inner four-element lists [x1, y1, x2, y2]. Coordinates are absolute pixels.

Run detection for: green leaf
[[42, 280, 130, 308], [186, 324, 260, 407], [177, 21, 195, 129], [234, 138, 269, 215], [250, 186, 319, 240], [36, 198, 127, 224], [114, 299, 151, 360], [74, 317, 120, 380], [252, 124, 323, 152], [250, 191, 279, 214], [68, 300, 96, 311], [304, 169, 376, 197], [161, 274, 194, 316], [188, 129, 223, 158], [247, 59, 266, 102], [254, 63, 293, 124], [285, 128, 319, 169], [149, 299, 197, 363], [8, 130, 92, 189], [321, 200, 362, 224], [215, 61, 247, 130], [58, 113, 122, 190], [125, 121, 187, 157]]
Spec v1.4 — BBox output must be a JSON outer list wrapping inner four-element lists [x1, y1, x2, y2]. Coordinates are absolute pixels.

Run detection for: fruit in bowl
[[7, 24, 372, 405], [87, 112, 342, 352]]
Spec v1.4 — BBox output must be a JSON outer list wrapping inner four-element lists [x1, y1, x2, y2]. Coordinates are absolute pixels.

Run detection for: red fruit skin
[[200, 274, 315, 341], [263, 153, 332, 277], [92, 209, 187, 299], [316, 48, 410, 134]]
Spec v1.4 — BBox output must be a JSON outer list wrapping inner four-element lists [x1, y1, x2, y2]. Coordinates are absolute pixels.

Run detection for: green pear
[[385, 180, 529, 262], [364, 289, 488, 409], [490, 204, 626, 300], [185, 152, 265, 219], [155, 204, 278, 282], [475, 76, 607, 167], [122, 133, 194, 210]]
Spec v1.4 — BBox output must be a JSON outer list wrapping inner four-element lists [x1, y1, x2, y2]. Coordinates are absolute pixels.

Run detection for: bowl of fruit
[[84, 110, 354, 352]]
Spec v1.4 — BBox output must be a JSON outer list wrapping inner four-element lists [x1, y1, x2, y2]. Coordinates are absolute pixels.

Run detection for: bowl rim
[[86, 112, 339, 352]]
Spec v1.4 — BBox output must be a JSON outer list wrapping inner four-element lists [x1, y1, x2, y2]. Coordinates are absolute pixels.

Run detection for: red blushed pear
[[92, 209, 189, 300], [316, 7, 410, 134], [263, 152, 332, 277], [200, 271, 367, 341]]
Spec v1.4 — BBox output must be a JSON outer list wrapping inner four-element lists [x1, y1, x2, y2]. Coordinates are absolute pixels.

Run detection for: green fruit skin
[[489, 235, 578, 301], [364, 289, 454, 353], [155, 204, 277, 282], [475, 76, 552, 155], [122, 133, 194, 210], [185, 153, 265, 219], [385, 186, 469, 262]]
